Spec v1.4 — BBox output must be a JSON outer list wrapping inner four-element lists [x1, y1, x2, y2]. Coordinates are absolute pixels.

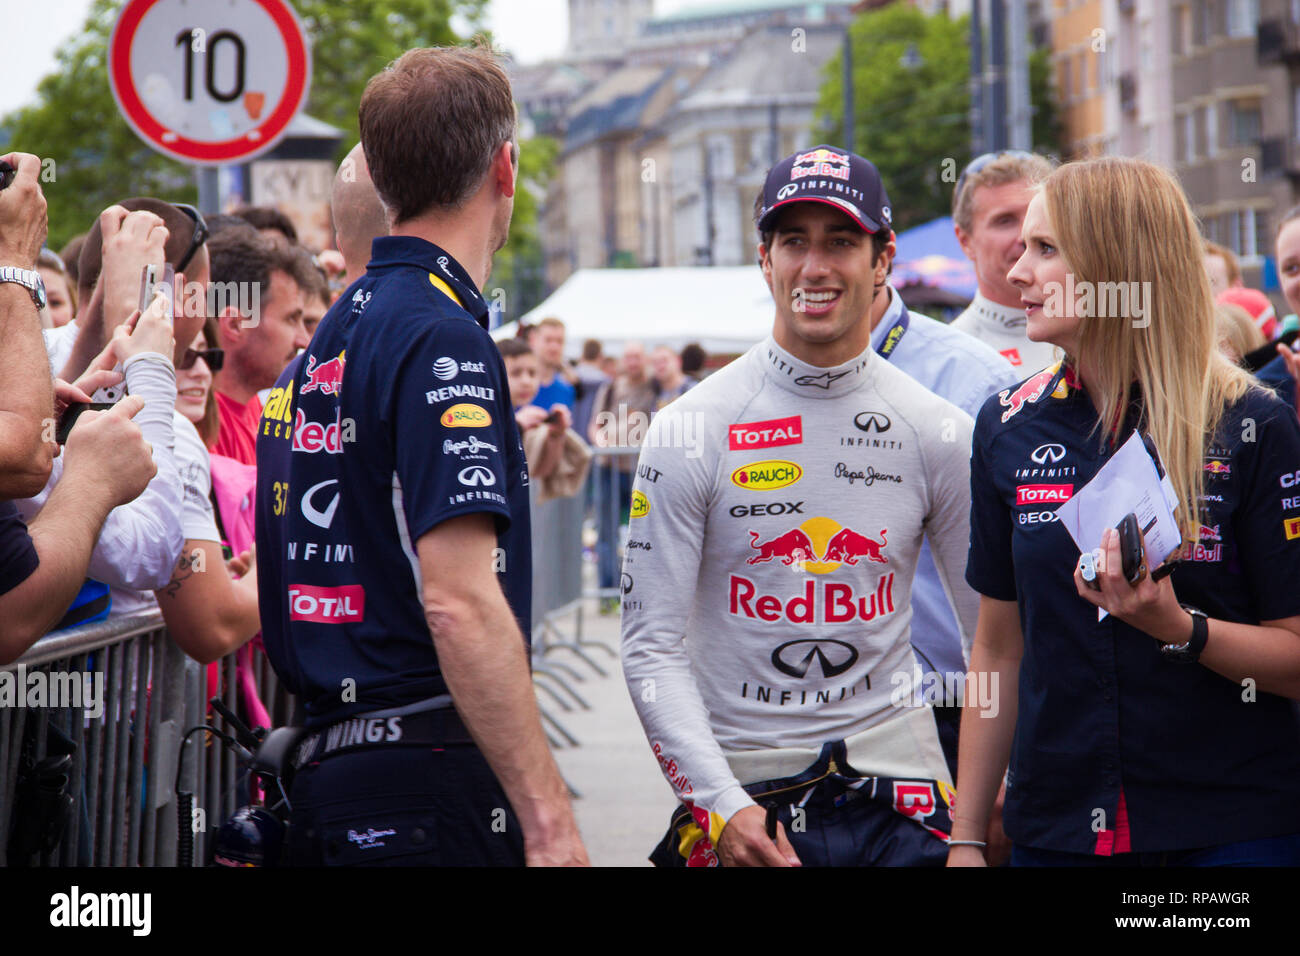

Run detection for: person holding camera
[[949, 157, 1300, 867]]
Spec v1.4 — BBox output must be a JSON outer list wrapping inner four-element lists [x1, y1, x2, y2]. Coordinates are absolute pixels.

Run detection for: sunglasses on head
[[953, 150, 1038, 206], [174, 203, 210, 275], [179, 347, 223, 372]]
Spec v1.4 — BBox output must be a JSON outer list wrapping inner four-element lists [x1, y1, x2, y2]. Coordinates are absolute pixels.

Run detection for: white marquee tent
[[493, 267, 776, 357]]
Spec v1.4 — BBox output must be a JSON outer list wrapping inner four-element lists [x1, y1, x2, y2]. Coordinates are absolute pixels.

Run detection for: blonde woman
[[949, 157, 1300, 867]]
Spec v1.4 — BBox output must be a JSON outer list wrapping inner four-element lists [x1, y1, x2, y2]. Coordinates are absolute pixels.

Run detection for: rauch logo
[[440, 404, 491, 428], [731, 460, 802, 491]]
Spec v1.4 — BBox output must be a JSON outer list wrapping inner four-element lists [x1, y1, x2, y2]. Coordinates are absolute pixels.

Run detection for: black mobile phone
[[1116, 512, 1146, 585], [542, 410, 562, 424], [55, 402, 116, 445], [0, 160, 13, 191]]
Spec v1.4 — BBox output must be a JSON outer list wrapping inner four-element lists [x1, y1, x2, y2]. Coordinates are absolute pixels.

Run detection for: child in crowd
[[498, 337, 586, 490]]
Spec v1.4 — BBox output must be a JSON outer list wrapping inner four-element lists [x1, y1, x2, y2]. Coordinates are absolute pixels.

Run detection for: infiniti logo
[[457, 465, 496, 487], [1030, 443, 1066, 464], [301, 479, 340, 529], [777, 183, 798, 200], [854, 411, 891, 433], [620, 573, 633, 594], [771, 639, 859, 679]]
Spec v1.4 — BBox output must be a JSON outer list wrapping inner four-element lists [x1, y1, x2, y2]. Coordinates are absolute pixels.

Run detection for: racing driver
[[621, 146, 980, 866]]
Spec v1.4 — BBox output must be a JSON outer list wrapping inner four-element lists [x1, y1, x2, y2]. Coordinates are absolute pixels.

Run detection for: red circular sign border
[[108, 0, 310, 165]]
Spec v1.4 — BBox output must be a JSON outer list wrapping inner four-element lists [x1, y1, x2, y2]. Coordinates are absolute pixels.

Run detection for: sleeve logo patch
[[440, 404, 491, 428], [731, 460, 803, 491], [630, 490, 651, 518], [1285, 517, 1300, 540]]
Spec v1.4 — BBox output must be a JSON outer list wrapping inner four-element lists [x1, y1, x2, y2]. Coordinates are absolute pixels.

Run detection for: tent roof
[[496, 267, 775, 357]]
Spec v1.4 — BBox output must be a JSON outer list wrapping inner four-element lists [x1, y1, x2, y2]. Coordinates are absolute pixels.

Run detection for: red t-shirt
[[213, 390, 264, 467]]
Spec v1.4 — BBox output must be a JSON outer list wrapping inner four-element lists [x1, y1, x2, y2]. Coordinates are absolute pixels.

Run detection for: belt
[[293, 698, 474, 769]]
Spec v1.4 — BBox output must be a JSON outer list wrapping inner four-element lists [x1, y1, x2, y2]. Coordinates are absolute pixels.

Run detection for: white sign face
[[109, 0, 311, 166]]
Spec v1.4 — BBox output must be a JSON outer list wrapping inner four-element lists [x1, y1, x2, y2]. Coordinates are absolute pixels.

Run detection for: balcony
[[1258, 19, 1300, 66]]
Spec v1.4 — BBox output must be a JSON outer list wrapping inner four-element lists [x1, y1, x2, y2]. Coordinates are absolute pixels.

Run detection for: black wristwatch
[[1161, 605, 1209, 663]]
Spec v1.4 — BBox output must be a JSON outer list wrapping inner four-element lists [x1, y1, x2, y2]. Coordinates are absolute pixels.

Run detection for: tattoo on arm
[[161, 551, 198, 598]]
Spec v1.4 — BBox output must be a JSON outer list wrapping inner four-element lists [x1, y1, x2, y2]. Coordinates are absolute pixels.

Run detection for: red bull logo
[[794, 148, 850, 166], [729, 573, 895, 624], [1204, 459, 1231, 476], [997, 364, 1061, 423], [300, 350, 346, 396], [1199, 523, 1222, 542], [745, 516, 888, 571]]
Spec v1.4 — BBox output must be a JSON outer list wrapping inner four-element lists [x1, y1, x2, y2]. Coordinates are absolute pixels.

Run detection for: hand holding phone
[[55, 402, 118, 445]]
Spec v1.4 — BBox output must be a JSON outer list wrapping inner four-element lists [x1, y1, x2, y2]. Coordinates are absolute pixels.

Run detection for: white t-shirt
[[949, 293, 1062, 372]]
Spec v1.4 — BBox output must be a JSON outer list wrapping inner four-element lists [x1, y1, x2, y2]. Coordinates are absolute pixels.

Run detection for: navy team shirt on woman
[[966, 362, 1300, 856], [256, 237, 532, 729]]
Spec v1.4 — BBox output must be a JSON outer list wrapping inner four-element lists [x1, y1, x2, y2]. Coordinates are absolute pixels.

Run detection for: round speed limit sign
[[108, 0, 312, 165]]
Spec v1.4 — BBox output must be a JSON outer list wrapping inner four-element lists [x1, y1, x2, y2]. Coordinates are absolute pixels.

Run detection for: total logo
[[745, 516, 887, 570], [440, 404, 491, 428], [458, 465, 496, 487], [432, 357, 489, 381], [288, 583, 365, 623], [301, 351, 346, 396], [1015, 484, 1073, 506], [728, 415, 802, 451], [731, 459, 802, 491]]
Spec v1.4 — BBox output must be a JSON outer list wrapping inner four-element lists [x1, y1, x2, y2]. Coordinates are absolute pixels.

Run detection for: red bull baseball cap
[[757, 145, 892, 236]]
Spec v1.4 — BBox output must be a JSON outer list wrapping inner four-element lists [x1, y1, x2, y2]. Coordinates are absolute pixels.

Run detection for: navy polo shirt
[[256, 237, 532, 729], [967, 363, 1300, 854], [1256, 353, 1297, 412], [0, 501, 38, 597]]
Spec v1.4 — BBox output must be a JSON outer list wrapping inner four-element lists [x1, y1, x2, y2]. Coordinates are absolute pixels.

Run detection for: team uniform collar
[[366, 236, 489, 328], [761, 333, 878, 399], [968, 292, 1027, 331]]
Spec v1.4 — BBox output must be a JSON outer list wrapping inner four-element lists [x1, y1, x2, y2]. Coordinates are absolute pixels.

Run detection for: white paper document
[[1054, 431, 1184, 619]]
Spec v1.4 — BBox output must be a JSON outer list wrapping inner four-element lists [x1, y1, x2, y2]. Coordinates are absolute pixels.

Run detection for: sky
[[0, 0, 699, 118]]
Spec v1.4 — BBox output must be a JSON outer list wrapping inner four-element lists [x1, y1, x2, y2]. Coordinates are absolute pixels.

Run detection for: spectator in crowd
[[1258, 206, 1300, 413], [58, 233, 85, 288], [589, 341, 657, 609], [499, 337, 574, 483], [232, 205, 298, 245], [1216, 302, 1266, 366], [37, 248, 75, 328], [951, 157, 1300, 868], [208, 226, 310, 465], [532, 317, 575, 410], [599, 354, 618, 379], [1217, 286, 1278, 342], [679, 341, 706, 381], [294, 246, 331, 341], [650, 344, 693, 411], [205, 212, 253, 236], [55, 198, 209, 387], [571, 337, 609, 442], [0, 151, 158, 660], [331, 141, 388, 288], [156, 318, 260, 663], [1204, 240, 1243, 296], [950, 151, 1060, 371]]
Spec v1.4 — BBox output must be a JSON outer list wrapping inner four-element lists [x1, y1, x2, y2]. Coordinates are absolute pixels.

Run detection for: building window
[[1293, 86, 1300, 143], [1193, 0, 1210, 47], [1226, 0, 1259, 38], [1205, 102, 1218, 157], [1185, 111, 1197, 162], [1195, 106, 1207, 157], [1229, 100, 1262, 145], [1140, 21, 1152, 72]]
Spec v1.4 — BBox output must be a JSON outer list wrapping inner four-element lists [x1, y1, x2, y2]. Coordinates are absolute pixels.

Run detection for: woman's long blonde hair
[[1042, 157, 1258, 547]]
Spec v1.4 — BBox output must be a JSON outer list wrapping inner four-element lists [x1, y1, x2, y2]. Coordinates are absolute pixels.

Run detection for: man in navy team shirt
[[255, 48, 587, 867]]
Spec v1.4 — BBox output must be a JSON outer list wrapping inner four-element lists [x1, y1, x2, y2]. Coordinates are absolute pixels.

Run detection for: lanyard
[[875, 302, 910, 360]]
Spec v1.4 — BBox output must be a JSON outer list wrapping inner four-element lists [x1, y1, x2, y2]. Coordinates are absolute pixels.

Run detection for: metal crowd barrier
[[0, 611, 293, 867]]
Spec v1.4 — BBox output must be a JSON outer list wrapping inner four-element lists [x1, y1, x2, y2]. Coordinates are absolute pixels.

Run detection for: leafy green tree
[[817, 4, 1059, 231], [1, 0, 497, 249]]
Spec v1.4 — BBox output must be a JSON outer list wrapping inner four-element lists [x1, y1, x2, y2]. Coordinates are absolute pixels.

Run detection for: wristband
[[947, 840, 987, 849]]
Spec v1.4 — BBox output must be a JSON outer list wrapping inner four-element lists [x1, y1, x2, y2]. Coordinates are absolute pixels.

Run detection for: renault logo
[[854, 411, 892, 433], [1030, 443, 1066, 464], [771, 639, 859, 679]]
